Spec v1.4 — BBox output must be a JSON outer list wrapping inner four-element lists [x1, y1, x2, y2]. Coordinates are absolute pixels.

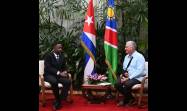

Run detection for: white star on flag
[[85, 15, 93, 26]]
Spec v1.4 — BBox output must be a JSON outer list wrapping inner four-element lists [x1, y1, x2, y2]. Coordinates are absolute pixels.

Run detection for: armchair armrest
[[39, 75, 45, 87], [140, 76, 148, 91], [68, 73, 72, 80], [39, 75, 46, 95], [67, 73, 73, 103], [137, 76, 148, 106], [141, 76, 148, 86], [39, 74, 46, 105]]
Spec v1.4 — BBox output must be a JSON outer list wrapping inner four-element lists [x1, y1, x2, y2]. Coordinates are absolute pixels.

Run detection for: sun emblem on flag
[[107, 6, 115, 19]]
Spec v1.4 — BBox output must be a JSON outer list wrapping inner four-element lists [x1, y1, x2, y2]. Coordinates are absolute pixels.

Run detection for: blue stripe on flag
[[106, 19, 116, 29], [81, 32, 96, 57], [108, 0, 114, 7], [81, 32, 96, 76]]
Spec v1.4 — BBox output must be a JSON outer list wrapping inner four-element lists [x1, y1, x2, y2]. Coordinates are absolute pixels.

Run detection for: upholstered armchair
[[115, 62, 148, 107], [39, 60, 73, 106], [131, 62, 148, 107]]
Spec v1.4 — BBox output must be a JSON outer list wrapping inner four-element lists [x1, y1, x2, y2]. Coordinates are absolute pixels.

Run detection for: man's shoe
[[128, 99, 136, 106], [117, 100, 124, 106], [66, 97, 73, 103], [105, 93, 114, 99], [60, 94, 66, 100], [86, 93, 94, 100], [117, 100, 130, 107], [53, 101, 62, 110]]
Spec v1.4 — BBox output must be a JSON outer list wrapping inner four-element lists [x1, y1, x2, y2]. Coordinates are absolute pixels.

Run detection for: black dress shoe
[[105, 93, 114, 99], [60, 93, 69, 101], [117, 99, 131, 107], [117, 100, 124, 106], [53, 101, 62, 110], [86, 92, 94, 99], [128, 98, 136, 105], [60, 95, 65, 100]]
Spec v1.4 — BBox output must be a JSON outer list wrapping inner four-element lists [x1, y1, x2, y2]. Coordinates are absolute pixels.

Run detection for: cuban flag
[[80, 0, 96, 83]]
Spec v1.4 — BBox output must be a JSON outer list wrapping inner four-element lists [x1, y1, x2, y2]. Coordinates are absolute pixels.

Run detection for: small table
[[82, 84, 112, 104]]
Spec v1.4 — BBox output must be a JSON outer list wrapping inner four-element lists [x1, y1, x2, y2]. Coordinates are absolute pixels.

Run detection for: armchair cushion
[[39, 80, 63, 88], [44, 82, 63, 88], [132, 84, 141, 90]]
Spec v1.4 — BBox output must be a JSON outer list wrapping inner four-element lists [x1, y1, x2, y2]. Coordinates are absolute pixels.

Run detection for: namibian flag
[[104, 0, 118, 85]]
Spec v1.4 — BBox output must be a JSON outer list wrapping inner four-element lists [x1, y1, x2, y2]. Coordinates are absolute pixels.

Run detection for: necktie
[[56, 55, 60, 62]]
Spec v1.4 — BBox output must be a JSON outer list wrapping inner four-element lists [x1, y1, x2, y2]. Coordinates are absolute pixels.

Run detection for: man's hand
[[120, 74, 123, 79], [120, 72, 129, 79], [59, 71, 68, 77], [124, 72, 129, 78], [120, 77, 129, 83]]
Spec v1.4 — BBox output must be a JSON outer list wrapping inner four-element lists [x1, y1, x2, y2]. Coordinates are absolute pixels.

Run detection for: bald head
[[125, 41, 137, 55], [126, 41, 137, 49]]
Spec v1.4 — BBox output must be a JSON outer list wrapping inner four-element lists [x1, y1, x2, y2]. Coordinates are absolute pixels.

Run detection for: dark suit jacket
[[44, 52, 67, 77]]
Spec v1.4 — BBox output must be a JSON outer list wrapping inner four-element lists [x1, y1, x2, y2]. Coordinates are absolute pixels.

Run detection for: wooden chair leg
[[41, 86, 46, 107], [115, 91, 119, 102], [70, 84, 73, 98], [138, 89, 144, 106], [66, 73, 73, 103], [66, 82, 73, 103]]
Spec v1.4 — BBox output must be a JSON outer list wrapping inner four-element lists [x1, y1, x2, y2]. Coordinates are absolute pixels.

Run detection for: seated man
[[44, 42, 71, 110], [115, 41, 145, 106]]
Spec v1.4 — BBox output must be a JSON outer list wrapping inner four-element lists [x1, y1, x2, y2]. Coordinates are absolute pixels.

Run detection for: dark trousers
[[44, 75, 71, 103], [115, 78, 141, 102]]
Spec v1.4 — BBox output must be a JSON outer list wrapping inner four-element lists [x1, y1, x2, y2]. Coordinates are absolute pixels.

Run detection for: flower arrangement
[[87, 74, 107, 84]]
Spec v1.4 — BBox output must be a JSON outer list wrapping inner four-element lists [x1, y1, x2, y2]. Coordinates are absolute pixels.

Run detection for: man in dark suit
[[44, 42, 71, 110]]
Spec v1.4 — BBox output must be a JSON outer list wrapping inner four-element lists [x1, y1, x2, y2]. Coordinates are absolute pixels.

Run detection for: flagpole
[[80, 41, 96, 64], [105, 59, 117, 80]]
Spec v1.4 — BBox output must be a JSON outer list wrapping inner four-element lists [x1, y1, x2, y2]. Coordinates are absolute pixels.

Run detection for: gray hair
[[126, 41, 137, 49]]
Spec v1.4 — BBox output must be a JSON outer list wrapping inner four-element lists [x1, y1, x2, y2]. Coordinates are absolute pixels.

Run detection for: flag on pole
[[104, 0, 118, 85], [80, 0, 97, 83]]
